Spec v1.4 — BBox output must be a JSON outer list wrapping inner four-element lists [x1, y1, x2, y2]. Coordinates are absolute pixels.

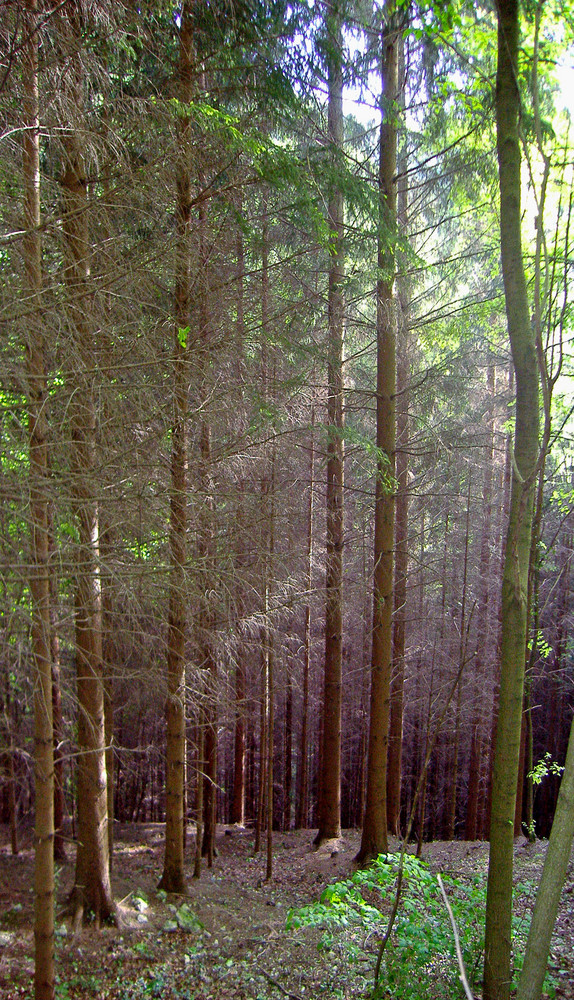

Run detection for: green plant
[[528, 752, 564, 786], [288, 854, 486, 998], [287, 855, 557, 999]]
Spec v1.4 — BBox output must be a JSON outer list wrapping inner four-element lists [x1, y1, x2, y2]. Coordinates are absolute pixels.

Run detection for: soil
[[0, 824, 573, 1000]]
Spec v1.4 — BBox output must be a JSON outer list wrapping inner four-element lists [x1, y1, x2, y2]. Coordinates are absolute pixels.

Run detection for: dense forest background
[[1, 0, 573, 997]]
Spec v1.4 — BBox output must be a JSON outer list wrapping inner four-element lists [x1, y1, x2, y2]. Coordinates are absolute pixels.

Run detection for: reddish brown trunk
[[315, 1, 345, 846], [357, 2, 399, 865], [231, 656, 246, 826], [296, 409, 315, 831], [283, 676, 293, 831], [158, 2, 194, 895]]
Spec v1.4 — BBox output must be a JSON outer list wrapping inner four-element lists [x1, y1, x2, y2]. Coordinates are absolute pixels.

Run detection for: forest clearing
[[1, 824, 573, 1000]]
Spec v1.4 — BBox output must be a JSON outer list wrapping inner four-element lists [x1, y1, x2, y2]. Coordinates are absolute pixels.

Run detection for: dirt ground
[[0, 824, 573, 999]]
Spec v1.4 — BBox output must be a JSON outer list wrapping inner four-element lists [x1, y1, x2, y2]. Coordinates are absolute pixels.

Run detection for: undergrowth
[[286, 853, 555, 999]]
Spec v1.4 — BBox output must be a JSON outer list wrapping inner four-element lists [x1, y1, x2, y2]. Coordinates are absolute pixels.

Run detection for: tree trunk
[[386, 31, 408, 841], [23, 0, 55, 960], [484, 1, 540, 996], [295, 407, 315, 831], [231, 651, 246, 826], [23, 6, 54, 985], [48, 508, 66, 863], [465, 362, 495, 841], [315, 0, 345, 846], [58, 3, 115, 927], [357, 3, 398, 864], [517, 714, 574, 1000], [159, 1, 194, 895], [283, 675, 293, 831]]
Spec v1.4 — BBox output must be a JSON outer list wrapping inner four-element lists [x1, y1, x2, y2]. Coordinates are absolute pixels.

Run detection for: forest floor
[[0, 823, 573, 1000]]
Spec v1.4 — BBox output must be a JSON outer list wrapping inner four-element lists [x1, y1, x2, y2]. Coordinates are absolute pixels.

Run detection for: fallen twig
[[437, 873, 475, 1000]]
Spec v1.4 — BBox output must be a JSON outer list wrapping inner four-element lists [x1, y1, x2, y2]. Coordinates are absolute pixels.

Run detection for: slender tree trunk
[[386, 32, 408, 841], [58, 4, 115, 926], [484, 2, 540, 996], [296, 407, 315, 831], [283, 675, 293, 831], [357, 4, 398, 864], [48, 508, 66, 863], [100, 525, 115, 868], [517, 714, 574, 1000], [193, 711, 205, 878], [3, 682, 19, 856], [265, 585, 275, 880], [159, 2, 194, 895], [315, 0, 345, 846], [231, 206, 247, 828], [254, 647, 268, 855], [482, 374, 514, 840], [231, 651, 246, 826], [23, 7, 54, 975], [441, 521, 463, 845]]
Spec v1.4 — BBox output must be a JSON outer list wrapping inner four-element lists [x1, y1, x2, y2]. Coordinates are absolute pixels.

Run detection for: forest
[[1, 0, 573, 998]]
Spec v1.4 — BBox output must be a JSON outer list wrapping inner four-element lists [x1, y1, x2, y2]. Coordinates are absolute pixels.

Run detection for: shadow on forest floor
[[0, 824, 573, 999]]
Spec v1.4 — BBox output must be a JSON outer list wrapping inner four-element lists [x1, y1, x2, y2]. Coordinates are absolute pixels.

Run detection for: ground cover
[[0, 825, 572, 999]]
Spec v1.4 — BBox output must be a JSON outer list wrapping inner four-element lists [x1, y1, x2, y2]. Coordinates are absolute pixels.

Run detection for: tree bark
[[159, 1, 194, 895], [314, 0, 345, 846], [386, 31, 408, 840], [484, 1, 540, 996], [23, 3, 55, 991], [58, 3, 115, 927], [357, 1, 398, 864], [517, 714, 574, 1000], [296, 407, 315, 831]]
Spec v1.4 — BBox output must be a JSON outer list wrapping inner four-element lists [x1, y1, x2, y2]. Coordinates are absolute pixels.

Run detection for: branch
[[437, 874, 475, 1000]]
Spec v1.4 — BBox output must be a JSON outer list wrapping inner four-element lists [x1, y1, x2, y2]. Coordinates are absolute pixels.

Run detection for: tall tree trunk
[[198, 202, 218, 868], [482, 372, 514, 840], [314, 0, 345, 846], [59, 3, 115, 926], [296, 407, 315, 831], [48, 508, 66, 863], [466, 363, 495, 840], [283, 675, 293, 831], [2, 679, 19, 857], [386, 57, 408, 833], [231, 649, 246, 826], [357, 2, 398, 864], [517, 713, 574, 1000], [159, 1, 194, 895], [23, 4, 55, 987], [230, 205, 247, 827], [484, 2, 540, 997], [443, 467, 472, 840]]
